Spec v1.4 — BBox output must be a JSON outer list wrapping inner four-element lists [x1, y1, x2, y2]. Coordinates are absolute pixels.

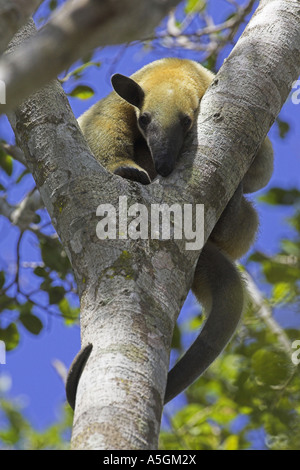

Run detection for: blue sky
[[0, 0, 299, 447]]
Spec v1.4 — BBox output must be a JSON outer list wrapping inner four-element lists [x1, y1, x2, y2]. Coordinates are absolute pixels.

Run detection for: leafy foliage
[[0, 139, 80, 351], [160, 187, 300, 450], [0, 389, 72, 450], [67, 85, 95, 100]]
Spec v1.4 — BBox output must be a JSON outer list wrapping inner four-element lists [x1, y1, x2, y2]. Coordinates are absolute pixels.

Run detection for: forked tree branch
[[0, 0, 182, 112]]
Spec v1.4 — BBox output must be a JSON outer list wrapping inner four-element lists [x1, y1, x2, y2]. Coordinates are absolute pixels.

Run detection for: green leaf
[[49, 0, 57, 11], [0, 294, 16, 312], [281, 239, 300, 257], [49, 286, 65, 305], [248, 251, 269, 262], [0, 271, 5, 290], [276, 117, 290, 139], [288, 210, 300, 232], [170, 323, 181, 349], [218, 354, 245, 382], [40, 278, 52, 292], [259, 187, 300, 206], [222, 435, 239, 450], [33, 266, 49, 278], [58, 298, 80, 324], [272, 282, 293, 304], [19, 301, 32, 316], [251, 348, 292, 386], [262, 260, 300, 284], [188, 314, 204, 331], [185, 0, 206, 13], [40, 239, 71, 278], [68, 85, 94, 100], [20, 312, 43, 335], [0, 324, 20, 350], [0, 153, 13, 176]]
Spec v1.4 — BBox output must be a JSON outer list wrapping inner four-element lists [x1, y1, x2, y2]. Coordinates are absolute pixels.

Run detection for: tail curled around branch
[[66, 343, 93, 410], [164, 241, 244, 404]]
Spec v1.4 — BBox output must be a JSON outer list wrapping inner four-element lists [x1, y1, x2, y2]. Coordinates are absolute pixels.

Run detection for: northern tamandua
[[66, 58, 274, 410]]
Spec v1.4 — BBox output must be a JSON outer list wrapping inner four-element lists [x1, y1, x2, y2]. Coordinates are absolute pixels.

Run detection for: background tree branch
[[156, 0, 256, 58], [0, 142, 27, 166], [0, 0, 182, 112], [0, 0, 42, 54]]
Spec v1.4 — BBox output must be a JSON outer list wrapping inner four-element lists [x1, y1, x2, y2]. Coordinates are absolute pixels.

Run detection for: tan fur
[[78, 58, 215, 181], [78, 95, 139, 170]]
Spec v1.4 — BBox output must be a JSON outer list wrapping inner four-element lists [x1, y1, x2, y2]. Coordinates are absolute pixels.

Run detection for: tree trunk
[[6, 0, 300, 450]]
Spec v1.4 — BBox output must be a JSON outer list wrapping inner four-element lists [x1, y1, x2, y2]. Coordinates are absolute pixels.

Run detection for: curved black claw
[[114, 166, 151, 185], [66, 343, 93, 410]]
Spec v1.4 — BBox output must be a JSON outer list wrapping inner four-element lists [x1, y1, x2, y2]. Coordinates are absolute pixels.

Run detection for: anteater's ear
[[111, 74, 144, 109]]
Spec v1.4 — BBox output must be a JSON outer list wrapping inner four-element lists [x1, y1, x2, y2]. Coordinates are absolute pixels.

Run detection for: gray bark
[[6, 0, 300, 450]]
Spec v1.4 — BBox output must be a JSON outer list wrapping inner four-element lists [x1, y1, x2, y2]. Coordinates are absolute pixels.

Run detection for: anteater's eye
[[138, 112, 151, 128], [181, 115, 192, 130]]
